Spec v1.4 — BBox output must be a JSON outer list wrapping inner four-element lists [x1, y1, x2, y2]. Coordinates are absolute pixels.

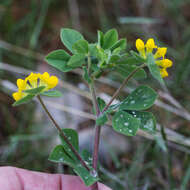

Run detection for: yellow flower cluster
[[136, 38, 173, 78], [13, 72, 58, 101]]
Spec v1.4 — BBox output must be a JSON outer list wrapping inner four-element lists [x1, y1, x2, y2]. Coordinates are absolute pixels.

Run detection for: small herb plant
[[12, 28, 173, 188]]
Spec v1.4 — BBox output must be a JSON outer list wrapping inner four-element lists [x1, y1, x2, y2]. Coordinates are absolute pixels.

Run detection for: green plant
[[12, 28, 173, 189]]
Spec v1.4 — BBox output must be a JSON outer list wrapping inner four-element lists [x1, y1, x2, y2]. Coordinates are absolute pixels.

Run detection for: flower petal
[[154, 47, 167, 59], [160, 68, 168, 78], [145, 38, 157, 53]]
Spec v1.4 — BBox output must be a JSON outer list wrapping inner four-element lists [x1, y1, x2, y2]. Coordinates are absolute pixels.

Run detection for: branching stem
[[91, 63, 146, 174]]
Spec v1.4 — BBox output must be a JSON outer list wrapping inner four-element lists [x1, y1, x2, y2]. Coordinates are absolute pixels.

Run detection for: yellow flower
[[136, 39, 146, 58], [26, 73, 39, 88], [135, 38, 172, 78], [160, 68, 168, 78], [145, 38, 157, 53], [156, 59, 173, 68], [154, 47, 167, 59], [12, 91, 25, 101], [39, 72, 58, 90], [17, 79, 28, 90], [12, 72, 59, 101]]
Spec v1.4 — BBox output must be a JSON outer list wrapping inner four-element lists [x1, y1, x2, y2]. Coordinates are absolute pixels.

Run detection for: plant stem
[[37, 95, 90, 171], [88, 55, 100, 190], [90, 83, 100, 116], [102, 64, 146, 113], [89, 83, 101, 169], [89, 84, 101, 190]]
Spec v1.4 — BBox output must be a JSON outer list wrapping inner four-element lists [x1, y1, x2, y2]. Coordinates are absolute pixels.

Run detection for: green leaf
[[128, 111, 156, 134], [74, 164, 98, 186], [49, 145, 76, 167], [102, 29, 118, 49], [24, 86, 46, 94], [116, 55, 141, 65], [112, 111, 140, 136], [68, 54, 86, 67], [96, 113, 108, 125], [81, 149, 93, 164], [76, 150, 99, 186], [106, 103, 121, 113], [109, 54, 120, 64], [130, 50, 146, 63], [83, 66, 92, 84], [59, 128, 79, 160], [13, 94, 35, 106], [110, 38, 127, 51], [89, 44, 99, 58], [72, 39, 89, 54], [115, 64, 147, 79], [146, 53, 164, 85], [45, 49, 73, 72], [119, 85, 157, 111], [60, 28, 84, 53], [97, 30, 104, 47], [49, 144, 99, 186], [49, 138, 99, 186], [97, 97, 106, 112], [40, 90, 62, 97]]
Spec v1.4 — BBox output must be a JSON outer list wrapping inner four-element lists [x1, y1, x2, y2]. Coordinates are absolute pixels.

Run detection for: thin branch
[[102, 64, 146, 113], [37, 95, 90, 171]]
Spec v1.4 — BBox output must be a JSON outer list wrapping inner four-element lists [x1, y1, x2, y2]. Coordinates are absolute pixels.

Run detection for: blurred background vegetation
[[0, 0, 190, 189]]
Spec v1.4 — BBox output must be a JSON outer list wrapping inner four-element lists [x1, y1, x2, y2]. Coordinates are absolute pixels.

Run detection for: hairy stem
[[37, 95, 90, 171]]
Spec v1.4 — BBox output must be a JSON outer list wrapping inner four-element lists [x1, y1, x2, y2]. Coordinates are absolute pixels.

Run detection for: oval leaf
[[72, 39, 89, 54], [128, 111, 156, 134], [24, 86, 46, 94], [102, 29, 118, 49], [13, 94, 35, 106], [116, 55, 141, 65], [110, 38, 127, 51], [60, 28, 84, 53], [146, 53, 164, 85], [74, 164, 99, 186], [130, 50, 146, 63], [40, 90, 62, 97], [68, 54, 86, 67], [119, 85, 157, 111], [45, 49, 73, 72], [49, 145, 75, 167], [59, 128, 79, 161], [112, 110, 140, 136]]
